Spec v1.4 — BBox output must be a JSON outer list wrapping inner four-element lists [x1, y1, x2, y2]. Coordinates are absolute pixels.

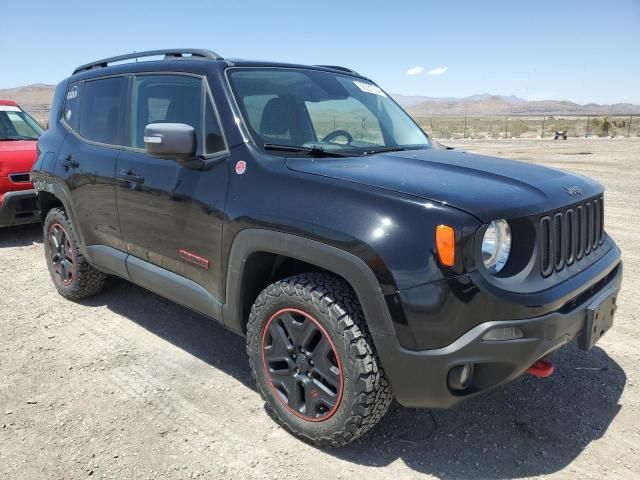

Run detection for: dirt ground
[[1, 138, 638, 480]]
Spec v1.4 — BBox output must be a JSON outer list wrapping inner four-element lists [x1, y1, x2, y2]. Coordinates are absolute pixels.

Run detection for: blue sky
[[2, 0, 639, 104]]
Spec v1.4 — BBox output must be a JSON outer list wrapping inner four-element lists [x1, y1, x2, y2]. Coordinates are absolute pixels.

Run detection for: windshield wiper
[[362, 145, 428, 155], [263, 143, 352, 157]]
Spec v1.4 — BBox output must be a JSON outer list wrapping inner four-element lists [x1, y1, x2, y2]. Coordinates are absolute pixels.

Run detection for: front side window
[[131, 75, 204, 150], [0, 106, 43, 140], [77, 77, 127, 145], [228, 68, 431, 154]]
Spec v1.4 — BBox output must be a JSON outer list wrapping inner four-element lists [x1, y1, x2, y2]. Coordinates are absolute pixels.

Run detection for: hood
[[0, 140, 38, 179], [286, 148, 602, 221]]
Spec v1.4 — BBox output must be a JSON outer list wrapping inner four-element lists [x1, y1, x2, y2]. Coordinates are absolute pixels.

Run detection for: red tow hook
[[527, 359, 554, 378]]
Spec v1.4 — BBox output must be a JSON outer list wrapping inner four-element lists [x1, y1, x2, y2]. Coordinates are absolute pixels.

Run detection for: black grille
[[540, 196, 604, 276], [9, 172, 30, 183]]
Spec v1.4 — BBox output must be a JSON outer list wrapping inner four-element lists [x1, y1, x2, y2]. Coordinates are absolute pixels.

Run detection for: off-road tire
[[246, 273, 392, 447], [43, 207, 106, 300]]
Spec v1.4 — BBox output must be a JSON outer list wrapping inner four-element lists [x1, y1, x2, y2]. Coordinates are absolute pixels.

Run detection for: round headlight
[[482, 220, 511, 273]]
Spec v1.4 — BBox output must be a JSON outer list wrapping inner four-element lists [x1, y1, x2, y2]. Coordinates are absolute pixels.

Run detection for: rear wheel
[[247, 273, 392, 447], [43, 208, 106, 300]]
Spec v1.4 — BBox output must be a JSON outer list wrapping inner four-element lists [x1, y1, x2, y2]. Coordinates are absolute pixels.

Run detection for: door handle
[[117, 170, 145, 185], [61, 156, 79, 169]]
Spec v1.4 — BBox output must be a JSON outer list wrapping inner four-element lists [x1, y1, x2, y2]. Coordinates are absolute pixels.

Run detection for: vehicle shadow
[[83, 279, 624, 479], [80, 279, 254, 389], [337, 342, 625, 479], [0, 223, 42, 247]]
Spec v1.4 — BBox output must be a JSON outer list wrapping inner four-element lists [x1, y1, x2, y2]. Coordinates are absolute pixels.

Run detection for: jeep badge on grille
[[564, 185, 583, 197]]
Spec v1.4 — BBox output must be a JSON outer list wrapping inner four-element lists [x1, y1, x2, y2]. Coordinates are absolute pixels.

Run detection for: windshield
[[0, 106, 44, 140], [228, 68, 431, 154]]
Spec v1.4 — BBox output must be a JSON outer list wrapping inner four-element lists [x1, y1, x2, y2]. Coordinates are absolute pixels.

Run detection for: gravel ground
[[1, 138, 638, 479]]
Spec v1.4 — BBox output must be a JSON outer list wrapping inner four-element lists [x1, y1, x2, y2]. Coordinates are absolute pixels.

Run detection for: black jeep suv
[[32, 49, 622, 447]]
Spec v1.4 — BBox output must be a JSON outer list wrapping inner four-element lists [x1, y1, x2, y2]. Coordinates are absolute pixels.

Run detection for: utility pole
[[463, 116, 467, 139], [628, 114, 633, 138], [541, 115, 545, 138], [585, 115, 590, 138], [505, 117, 509, 139]]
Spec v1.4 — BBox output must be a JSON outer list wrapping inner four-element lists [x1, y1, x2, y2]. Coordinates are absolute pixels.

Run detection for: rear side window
[[62, 82, 81, 131], [77, 77, 127, 145], [131, 75, 204, 150]]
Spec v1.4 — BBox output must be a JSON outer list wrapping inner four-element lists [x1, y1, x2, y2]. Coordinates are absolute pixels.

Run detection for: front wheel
[[246, 273, 392, 447]]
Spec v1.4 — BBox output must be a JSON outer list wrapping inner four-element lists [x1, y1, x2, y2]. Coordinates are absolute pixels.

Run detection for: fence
[[22, 105, 639, 140], [410, 114, 639, 140]]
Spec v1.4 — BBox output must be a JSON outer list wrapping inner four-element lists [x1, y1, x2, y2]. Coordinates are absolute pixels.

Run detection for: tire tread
[[246, 273, 392, 447]]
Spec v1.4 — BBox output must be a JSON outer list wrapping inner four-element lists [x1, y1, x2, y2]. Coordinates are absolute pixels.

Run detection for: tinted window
[[62, 83, 81, 131], [131, 75, 203, 149], [78, 77, 127, 145], [204, 96, 226, 154]]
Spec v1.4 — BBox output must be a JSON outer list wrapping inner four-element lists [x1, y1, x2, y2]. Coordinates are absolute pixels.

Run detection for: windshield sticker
[[353, 81, 387, 97], [0, 105, 20, 112]]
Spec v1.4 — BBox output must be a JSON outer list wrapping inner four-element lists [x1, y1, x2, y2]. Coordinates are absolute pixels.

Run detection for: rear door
[[115, 73, 229, 300], [56, 76, 128, 252]]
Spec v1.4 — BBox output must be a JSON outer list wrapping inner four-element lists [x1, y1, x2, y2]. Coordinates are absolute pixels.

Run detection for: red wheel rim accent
[[261, 308, 344, 422], [48, 223, 76, 286]]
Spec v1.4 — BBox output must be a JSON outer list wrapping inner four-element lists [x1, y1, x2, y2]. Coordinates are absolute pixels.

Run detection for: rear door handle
[[117, 170, 145, 185], [61, 156, 79, 169]]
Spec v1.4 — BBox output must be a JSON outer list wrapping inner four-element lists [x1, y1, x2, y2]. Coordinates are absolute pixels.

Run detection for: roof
[[69, 49, 366, 81]]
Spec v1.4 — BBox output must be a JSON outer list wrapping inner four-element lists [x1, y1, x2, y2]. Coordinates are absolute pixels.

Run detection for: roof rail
[[315, 65, 360, 75], [73, 49, 223, 75]]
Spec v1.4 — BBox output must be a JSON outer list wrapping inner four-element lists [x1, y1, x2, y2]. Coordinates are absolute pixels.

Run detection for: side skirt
[[85, 245, 223, 322]]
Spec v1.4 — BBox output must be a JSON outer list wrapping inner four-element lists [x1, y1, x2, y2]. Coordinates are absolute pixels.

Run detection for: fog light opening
[[448, 363, 475, 391], [482, 326, 524, 341]]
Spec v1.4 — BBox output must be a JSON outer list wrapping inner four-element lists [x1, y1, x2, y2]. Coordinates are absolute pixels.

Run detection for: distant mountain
[[393, 93, 528, 108], [0, 83, 55, 106], [2, 84, 639, 119], [395, 93, 640, 116]]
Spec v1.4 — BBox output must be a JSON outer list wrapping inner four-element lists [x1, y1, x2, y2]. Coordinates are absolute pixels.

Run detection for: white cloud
[[427, 66, 448, 76], [406, 66, 425, 76]]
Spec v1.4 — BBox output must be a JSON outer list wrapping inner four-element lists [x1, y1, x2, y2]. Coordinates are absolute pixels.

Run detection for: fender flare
[[222, 229, 396, 338], [34, 180, 89, 257]]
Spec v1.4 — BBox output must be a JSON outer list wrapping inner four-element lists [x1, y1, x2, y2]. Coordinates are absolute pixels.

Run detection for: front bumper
[[374, 257, 622, 409], [0, 189, 39, 227]]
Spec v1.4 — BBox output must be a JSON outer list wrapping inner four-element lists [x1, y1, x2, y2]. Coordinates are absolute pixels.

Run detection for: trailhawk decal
[[179, 249, 210, 270]]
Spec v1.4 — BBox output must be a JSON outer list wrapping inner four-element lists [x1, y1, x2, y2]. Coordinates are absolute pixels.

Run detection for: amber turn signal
[[435, 225, 455, 267]]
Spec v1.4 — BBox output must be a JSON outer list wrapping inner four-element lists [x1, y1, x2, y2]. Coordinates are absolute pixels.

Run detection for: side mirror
[[144, 123, 196, 161]]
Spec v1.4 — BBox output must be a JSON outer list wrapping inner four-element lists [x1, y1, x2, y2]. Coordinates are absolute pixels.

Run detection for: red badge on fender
[[235, 161, 247, 175]]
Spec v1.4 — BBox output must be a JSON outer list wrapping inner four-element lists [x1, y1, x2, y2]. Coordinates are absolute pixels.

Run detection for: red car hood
[[0, 140, 38, 195]]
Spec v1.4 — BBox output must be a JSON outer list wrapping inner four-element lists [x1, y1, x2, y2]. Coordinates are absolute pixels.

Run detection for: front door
[[115, 73, 229, 301]]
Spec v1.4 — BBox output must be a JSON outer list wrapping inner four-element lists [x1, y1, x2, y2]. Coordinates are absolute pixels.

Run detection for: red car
[[0, 100, 43, 227]]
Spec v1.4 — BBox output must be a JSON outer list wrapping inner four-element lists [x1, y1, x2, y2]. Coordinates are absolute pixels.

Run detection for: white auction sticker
[[0, 105, 20, 112], [353, 81, 387, 97]]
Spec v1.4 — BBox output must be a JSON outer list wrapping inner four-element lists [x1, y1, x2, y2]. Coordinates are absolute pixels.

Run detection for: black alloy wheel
[[48, 223, 76, 286], [43, 207, 106, 300], [247, 273, 393, 447], [261, 308, 343, 421]]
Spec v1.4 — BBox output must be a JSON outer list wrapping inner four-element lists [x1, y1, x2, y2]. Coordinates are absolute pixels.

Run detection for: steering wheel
[[321, 129, 353, 145]]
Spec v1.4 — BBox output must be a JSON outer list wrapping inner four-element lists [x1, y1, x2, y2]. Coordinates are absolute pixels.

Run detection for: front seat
[[259, 97, 295, 142]]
